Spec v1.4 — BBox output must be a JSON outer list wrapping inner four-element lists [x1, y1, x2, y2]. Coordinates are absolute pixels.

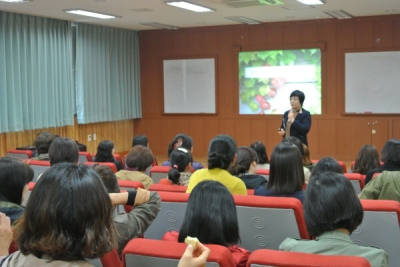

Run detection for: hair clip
[[177, 147, 188, 153], [173, 165, 178, 169]]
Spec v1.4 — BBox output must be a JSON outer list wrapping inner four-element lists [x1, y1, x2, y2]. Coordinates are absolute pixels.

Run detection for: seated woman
[[186, 135, 247, 195], [0, 157, 33, 224], [32, 131, 55, 161], [352, 144, 380, 175], [164, 180, 250, 267], [302, 144, 315, 172], [49, 137, 80, 166], [1, 163, 117, 266], [116, 145, 154, 189], [254, 142, 304, 203], [250, 141, 269, 170], [284, 137, 311, 183], [359, 170, 400, 201], [365, 139, 400, 184], [92, 164, 161, 257], [279, 172, 389, 267], [132, 135, 158, 166], [311, 157, 343, 177], [95, 140, 123, 171], [161, 148, 192, 186], [229, 146, 267, 189], [162, 134, 204, 171]]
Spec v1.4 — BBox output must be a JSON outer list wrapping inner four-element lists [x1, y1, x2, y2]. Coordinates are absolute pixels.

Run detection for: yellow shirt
[[186, 168, 247, 195]]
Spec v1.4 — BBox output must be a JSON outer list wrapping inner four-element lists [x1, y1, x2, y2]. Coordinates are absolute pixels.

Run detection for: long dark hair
[[267, 142, 304, 194], [207, 135, 237, 170], [14, 163, 116, 261], [95, 140, 115, 163], [0, 157, 33, 205], [178, 180, 240, 246]]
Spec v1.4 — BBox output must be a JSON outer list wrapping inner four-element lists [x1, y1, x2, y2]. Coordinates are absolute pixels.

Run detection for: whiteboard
[[163, 58, 216, 114], [345, 51, 400, 113]]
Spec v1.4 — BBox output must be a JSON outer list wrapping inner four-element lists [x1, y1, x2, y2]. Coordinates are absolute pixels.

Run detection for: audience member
[[254, 142, 304, 203], [1, 163, 116, 266], [283, 137, 311, 182], [48, 137, 79, 166], [229, 146, 267, 189], [279, 172, 389, 267], [93, 164, 161, 257], [95, 140, 123, 171], [0, 157, 33, 224], [32, 131, 55, 160], [352, 145, 380, 175], [250, 141, 269, 170], [116, 145, 154, 189], [162, 134, 204, 171], [359, 171, 400, 201], [302, 144, 315, 172], [365, 139, 400, 184], [164, 180, 250, 267], [311, 157, 343, 177], [186, 135, 247, 195], [163, 148, 192, 186], [132, 135, 148, 147]]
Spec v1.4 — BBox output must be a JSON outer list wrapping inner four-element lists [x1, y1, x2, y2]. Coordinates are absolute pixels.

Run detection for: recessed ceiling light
[[225, 16, 261, 25], [165, 1, 215, 12], [64, 9, 120, 19], [297, 0, 325, 5], [0, 0, 31, 2], [140, 22, 180, 30], [325, 9, 353, 19]]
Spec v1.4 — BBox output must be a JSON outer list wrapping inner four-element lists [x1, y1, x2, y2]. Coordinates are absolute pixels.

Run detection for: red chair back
[[78, 152, 93, 163], [117, 180, 144, 190], [122, 238, 236, 267], [100, 249, 123, 267], [372, 172, 381, 179], [247, 249, 372, 267], [7, 149, 33, 159], [344, 173, 365, 193], [25, 160, 51, 182], [149, 183, 188, 193], [83, 162, 117, 173], [233, 195, 309, 251], [114, 154, 124, 169]]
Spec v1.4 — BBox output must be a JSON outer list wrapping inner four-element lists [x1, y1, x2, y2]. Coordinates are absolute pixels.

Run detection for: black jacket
[[280, 108, 311, 146]]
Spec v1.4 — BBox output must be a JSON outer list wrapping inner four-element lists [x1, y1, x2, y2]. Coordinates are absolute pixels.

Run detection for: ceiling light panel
[[297, 0, 325, 5], [325, 9, 353, 19], [225, 16, 261, 24], [0, 0, 31, 2], [65, 9, 120, 19], [165, 1, 215, 12]]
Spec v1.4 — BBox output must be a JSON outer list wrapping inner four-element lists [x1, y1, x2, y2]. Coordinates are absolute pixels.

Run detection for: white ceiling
[[0, 0, 399, 31]]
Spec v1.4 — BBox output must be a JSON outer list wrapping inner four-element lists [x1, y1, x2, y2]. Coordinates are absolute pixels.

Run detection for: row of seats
[[141, 191, 400, 266], [122, 238, 373, 267]]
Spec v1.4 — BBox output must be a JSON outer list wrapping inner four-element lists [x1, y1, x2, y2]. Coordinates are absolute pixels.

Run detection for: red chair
[[149, 183, 188, 193], [117, 180, 144, 190], [350, 200, 400, 266], [100, 249, 123, 267], [26, 160, 51, 182], [344, 173, 365, 194], [233, 195, 309, 251], [83, 162, 117, 173], [247, 189, 254, 195], [150, 166, 172, 184], [6, 149, 33, 159], [78, 152, 93, 163], [256, 169, 270, 181], [246, 249, 371, 267], [114, 154, 124, 169], [122, 238, 235, 267], [144, 191, 189, 240]]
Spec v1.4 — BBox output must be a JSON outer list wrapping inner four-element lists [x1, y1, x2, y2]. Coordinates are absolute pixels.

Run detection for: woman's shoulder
[[254, 186, 271, 196]]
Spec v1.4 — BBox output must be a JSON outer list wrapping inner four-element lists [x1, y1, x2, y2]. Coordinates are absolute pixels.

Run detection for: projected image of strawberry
[[271, 78, 286, 89]]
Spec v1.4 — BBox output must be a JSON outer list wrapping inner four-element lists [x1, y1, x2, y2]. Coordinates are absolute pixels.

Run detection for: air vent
[[131, 8, 153, 12]]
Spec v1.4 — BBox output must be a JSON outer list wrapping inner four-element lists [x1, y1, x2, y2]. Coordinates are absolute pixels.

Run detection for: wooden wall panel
[[0, 118, 135, 157], [137, 16, 400, 161], [374, 21, 394, 48]]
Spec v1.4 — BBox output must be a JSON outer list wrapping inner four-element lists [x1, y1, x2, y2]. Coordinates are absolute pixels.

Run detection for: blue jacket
[[281, 108, 311, 146]]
